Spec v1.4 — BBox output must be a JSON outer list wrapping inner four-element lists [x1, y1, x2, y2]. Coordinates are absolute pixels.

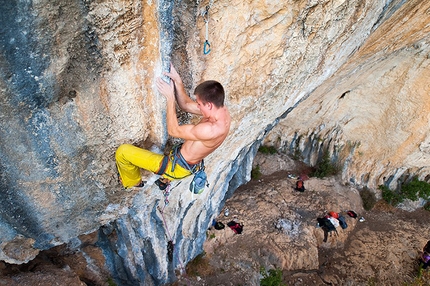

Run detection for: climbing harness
[[156, 144, 203, 180], [168, 144, 208, 196], [200, 0, 215, 55], [170, 144, 203, 174]]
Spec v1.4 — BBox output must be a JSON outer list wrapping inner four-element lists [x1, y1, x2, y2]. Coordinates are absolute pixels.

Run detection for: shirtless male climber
[[115, 64, 231, 190]]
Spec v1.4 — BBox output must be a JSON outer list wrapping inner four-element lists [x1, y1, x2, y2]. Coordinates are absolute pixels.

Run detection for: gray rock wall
[[0, 0, 107, 254]]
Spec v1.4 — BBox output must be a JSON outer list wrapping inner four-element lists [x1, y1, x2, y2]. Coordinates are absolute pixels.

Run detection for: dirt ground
[[173, 169, 430, 286]]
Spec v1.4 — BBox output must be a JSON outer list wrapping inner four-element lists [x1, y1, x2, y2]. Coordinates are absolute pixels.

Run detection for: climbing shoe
[[155, 178, 170, 190], [134, 181, 146, 188]]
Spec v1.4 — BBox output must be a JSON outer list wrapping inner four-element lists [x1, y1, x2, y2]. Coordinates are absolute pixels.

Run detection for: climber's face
[[196, 95, 211, 115]]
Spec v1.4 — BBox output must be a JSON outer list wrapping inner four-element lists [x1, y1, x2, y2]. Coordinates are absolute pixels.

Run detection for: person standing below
[[421, 240, 430, 270], [115, 64, 231, 189]]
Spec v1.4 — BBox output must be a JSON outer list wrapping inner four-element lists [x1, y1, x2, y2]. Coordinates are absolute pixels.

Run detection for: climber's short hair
[[194, 80, 225, 108]]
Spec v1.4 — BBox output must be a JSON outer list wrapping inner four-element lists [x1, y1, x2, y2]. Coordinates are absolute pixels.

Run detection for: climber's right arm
[[162, 64, 202, 115]]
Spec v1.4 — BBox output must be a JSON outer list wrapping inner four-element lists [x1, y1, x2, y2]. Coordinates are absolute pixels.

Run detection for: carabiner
[[203, 40, 211, 55]]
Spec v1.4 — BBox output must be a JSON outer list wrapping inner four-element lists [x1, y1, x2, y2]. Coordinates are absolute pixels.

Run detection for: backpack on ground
[[329, 211, 339, 219], [214, 221, 225, 230], [295, 180, 305, 192], [338, 215, 348, 229], [347, 210, 358, 218], [227, 221, 243, 234], [317, 217, 337, 233]]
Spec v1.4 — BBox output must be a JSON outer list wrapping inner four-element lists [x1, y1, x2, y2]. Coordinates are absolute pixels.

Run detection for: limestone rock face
[[263, 0, 430, 191], [0, 0, 429, 284]]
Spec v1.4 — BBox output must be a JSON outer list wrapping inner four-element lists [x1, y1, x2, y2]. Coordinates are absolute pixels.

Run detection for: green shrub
[[380, 178, 430, 207], [424, 201, 430, 212], [380, 185, 403, 206], [360, 188, 377, 211], [406, 263, 430, 285], [186, 252, 209, 277], [258, 145, 277, 154], [310, 151, 338, 178], [107, 278, 117, 286], [401, 177, 430, 201], [367, 276, 377, 286], [251, 165, 262, 180], [260, 267, 285, 286]]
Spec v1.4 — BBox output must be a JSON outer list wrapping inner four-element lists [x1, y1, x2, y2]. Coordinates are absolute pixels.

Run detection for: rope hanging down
[[156, 181, 191, 280]]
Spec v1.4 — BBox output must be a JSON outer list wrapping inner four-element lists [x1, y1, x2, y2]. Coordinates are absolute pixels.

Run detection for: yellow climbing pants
[[115, 144, 192, 188]]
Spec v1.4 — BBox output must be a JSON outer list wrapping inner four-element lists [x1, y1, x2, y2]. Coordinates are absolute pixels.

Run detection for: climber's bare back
[[180, 107, 231, 164]]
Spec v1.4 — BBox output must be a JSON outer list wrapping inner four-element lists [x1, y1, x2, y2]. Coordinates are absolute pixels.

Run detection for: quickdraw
[[201, 0, 214, 55], [160, 181, 181, 209], [203, 13, 211, 55]]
